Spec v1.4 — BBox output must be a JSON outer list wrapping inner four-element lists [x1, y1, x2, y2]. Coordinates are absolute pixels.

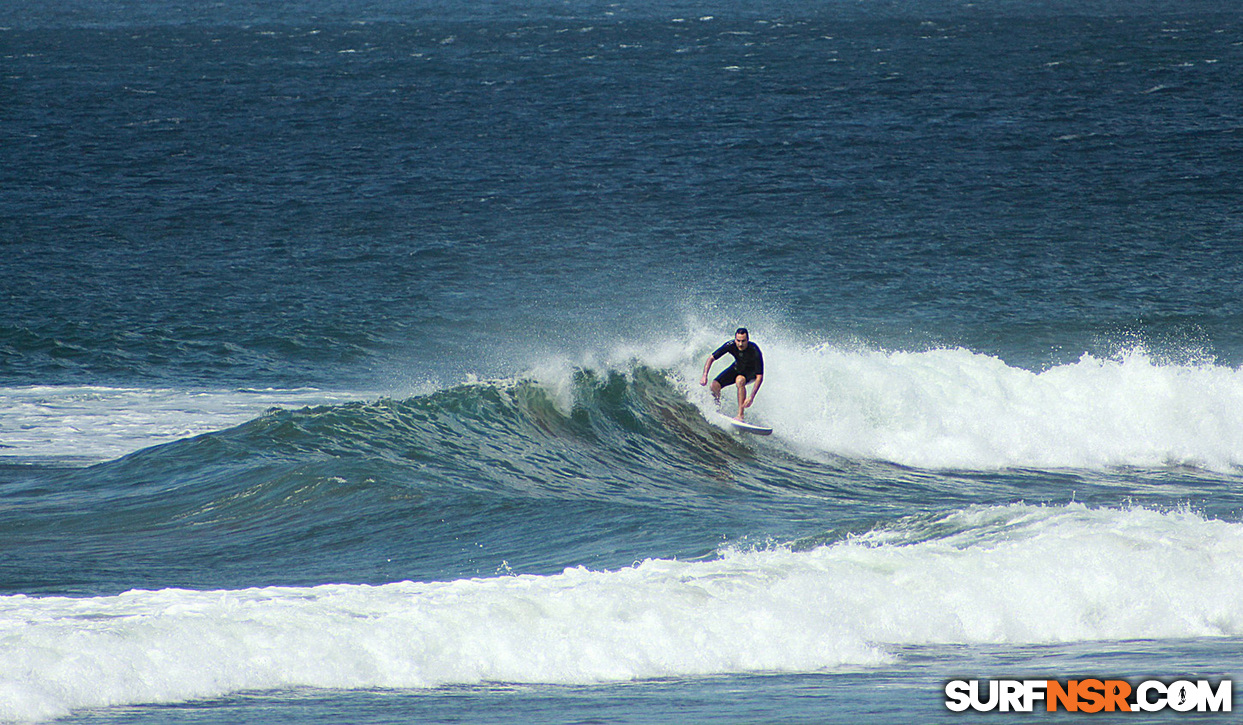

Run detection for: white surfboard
[[716, 414, 773, 435]]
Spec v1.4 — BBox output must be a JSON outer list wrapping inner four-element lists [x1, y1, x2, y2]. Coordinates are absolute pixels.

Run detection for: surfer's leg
[[712, 365, 738, 406], [734, 375, 747, 419]]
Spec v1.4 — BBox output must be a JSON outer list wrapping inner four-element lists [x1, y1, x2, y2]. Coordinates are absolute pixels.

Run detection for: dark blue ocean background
[[2, 1, 1243, 722]]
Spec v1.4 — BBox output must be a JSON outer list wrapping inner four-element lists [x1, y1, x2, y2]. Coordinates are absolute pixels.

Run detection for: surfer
[[700, 328, 764, 420]]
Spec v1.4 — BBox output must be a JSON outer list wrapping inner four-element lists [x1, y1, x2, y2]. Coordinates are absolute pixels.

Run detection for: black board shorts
[[714, 364, 757, 388]]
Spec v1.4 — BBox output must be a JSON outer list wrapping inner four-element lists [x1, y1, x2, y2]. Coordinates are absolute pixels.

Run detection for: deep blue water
[[2, 1, 1243, 722]]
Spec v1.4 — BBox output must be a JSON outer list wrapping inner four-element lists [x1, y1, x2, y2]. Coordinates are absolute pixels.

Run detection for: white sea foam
[[2, 504, 1240, 721], [0, 386, 364, 464], [681, 340, 1243, 471]]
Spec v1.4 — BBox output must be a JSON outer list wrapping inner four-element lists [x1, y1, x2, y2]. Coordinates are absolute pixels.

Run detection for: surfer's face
[[735, 332, 749, 349]]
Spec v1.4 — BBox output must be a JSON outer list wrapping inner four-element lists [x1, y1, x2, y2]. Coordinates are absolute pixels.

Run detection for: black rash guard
[[711, 340, 764, 383]]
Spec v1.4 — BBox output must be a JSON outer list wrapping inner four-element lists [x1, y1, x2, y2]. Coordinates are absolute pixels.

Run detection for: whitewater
[[5, 503, 1242, 722], [759, 343, 1243, 471]]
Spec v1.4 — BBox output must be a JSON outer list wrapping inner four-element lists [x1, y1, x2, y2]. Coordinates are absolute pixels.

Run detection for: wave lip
[[3, 503, 1241, 722]]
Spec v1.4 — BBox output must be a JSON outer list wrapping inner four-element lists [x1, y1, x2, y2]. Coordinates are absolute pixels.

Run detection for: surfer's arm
[[700, 353, 718, 386], [744, 374, 763, 405]]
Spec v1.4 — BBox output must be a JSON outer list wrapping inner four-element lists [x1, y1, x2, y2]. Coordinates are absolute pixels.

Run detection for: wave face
[[0, 366, 820, 596], [3, 503, 1242, 721]]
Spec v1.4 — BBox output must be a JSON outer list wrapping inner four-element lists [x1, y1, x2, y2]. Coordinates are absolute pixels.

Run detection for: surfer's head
[[735, 328, 749, 348]]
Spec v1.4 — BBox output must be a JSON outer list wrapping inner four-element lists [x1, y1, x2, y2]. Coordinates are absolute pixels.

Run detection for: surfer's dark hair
[[736, 327, 749, 336]]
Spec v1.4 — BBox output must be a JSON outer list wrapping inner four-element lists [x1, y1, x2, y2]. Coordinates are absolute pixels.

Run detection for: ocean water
[[3, 0, 1243, 722]]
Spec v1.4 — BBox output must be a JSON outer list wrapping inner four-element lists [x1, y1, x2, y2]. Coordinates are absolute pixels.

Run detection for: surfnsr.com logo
[[945, 679, 1232, 713]]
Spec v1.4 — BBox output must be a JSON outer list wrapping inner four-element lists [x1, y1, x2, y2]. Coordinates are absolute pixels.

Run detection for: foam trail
[[719, 344, 1243, 470], [0, 386, 367, 463], [3, 504, 1241, 721]]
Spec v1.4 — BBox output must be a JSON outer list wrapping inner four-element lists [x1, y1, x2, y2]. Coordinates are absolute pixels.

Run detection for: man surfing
[[700, 328, 764, 421]]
